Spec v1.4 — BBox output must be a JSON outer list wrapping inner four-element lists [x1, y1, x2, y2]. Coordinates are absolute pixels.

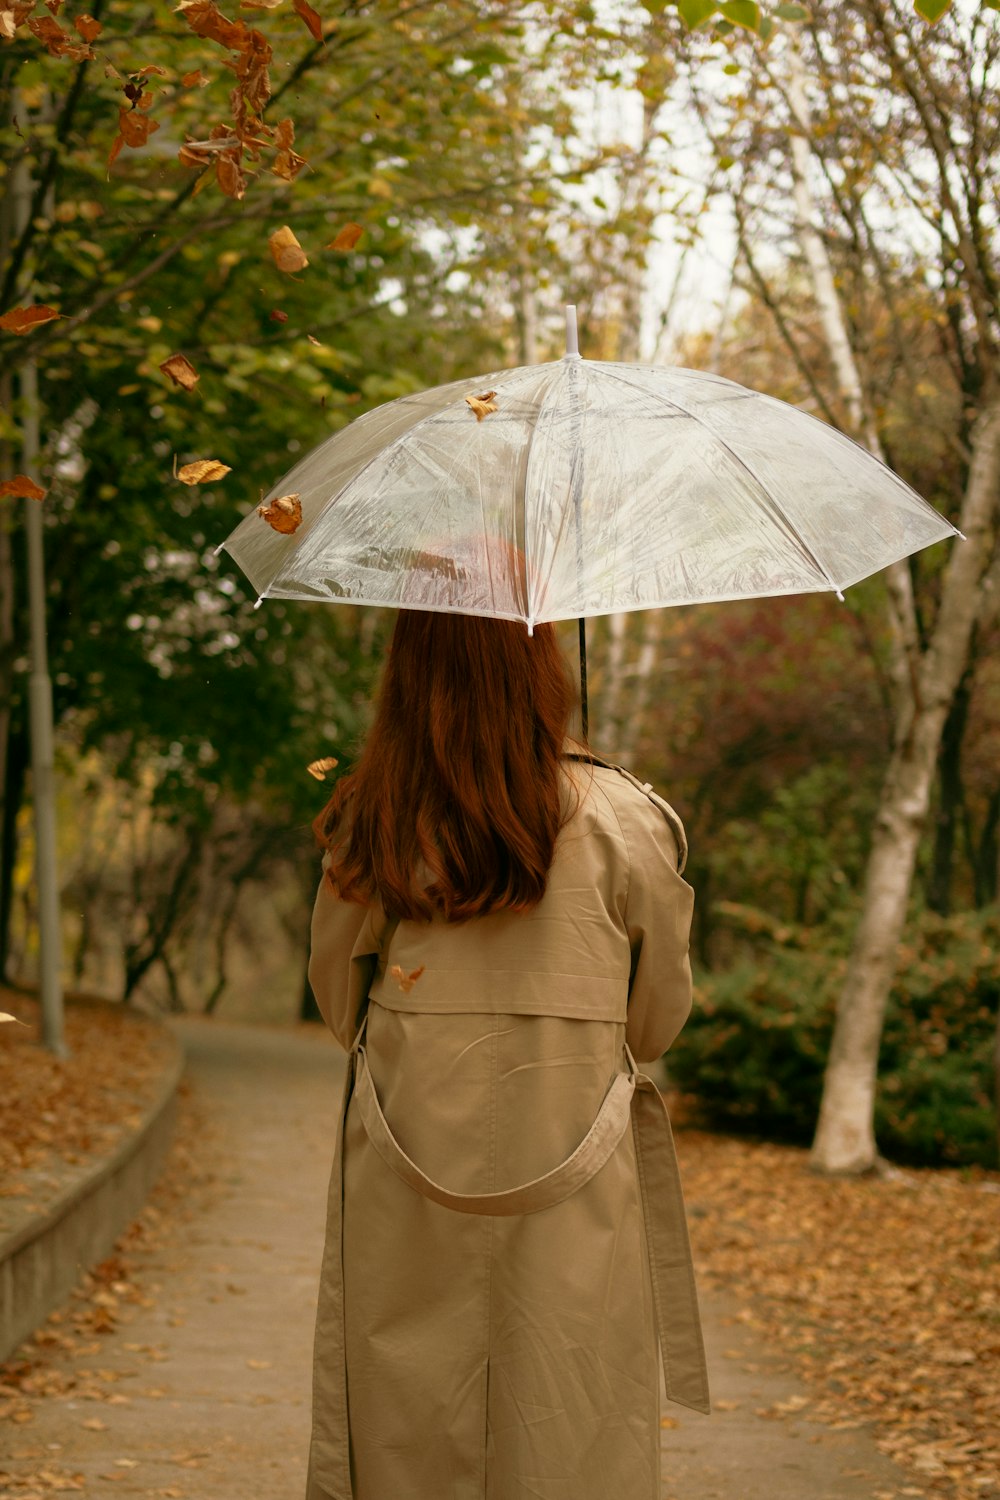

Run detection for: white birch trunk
[[811, 402, 1000, 1172]]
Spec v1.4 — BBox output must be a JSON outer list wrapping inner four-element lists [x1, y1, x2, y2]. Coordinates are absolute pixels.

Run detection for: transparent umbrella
[[214, 307, 960, 727]]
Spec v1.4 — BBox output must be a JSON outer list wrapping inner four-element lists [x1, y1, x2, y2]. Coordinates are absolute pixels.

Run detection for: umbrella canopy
[[216, 320, 959, 630]]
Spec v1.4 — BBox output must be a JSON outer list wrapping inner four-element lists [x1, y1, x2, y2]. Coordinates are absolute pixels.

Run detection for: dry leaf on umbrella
[[390, 965, 425, 994], [0, 475, 46, 501], [159, 353, 199, 390], [293, 0, 324, 41], [269, 225, 308, 274], [0, 304, 61, 334], [175, 459, 232, 485], [465, 390, 497, 421], [306, 756, 339, 780], [328, 222, 363, 252], [257, 493, 302, 533]]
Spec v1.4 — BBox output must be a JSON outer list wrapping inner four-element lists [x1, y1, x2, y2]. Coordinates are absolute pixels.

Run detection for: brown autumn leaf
[[0, 303, 61, 334], [390, 964, 425, 995], [293, 0, 323, 41], [175, 459, 232, 485], [272, 115, 306, 181], [269, 308, 288, 322], [27, 12, 93, 58], [118, 105, 160, 149], [268, 224, 308, 274], [0, 474, 46, 501], [328, 222, 364, 252], [240, 0, 284, 7], [306, 756, 339, 780], [176, 0, 249, 50], [465, 390, 498, 421], [159, 353, 199, 390], [215, 150, 246, 200], [0, 10, 20, 38], [181, 68, 209, 87], [306, 333, 322, 345], [257, 492, 302, 533], [74, 13, 102, 39]]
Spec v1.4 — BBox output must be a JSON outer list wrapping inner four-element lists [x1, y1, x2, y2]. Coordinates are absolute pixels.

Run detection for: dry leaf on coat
[[389, 964, 425, 994]]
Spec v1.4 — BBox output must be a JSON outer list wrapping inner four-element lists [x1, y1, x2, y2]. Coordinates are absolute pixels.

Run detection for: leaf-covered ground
[[678, 1124, 1000, 1500], [0, 989, 178, 1236]]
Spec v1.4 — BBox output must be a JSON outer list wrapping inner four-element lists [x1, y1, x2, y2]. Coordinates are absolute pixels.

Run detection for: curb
[[0, 1021, 185, 1362]]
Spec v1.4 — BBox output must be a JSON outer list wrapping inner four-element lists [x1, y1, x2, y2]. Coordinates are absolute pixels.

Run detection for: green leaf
[[723, 60, 741, 72], [758, 14, 775, 37], [774, 2, 810, 18], [913, 0, 950, 20], [982, 0, 999, 11], [676, 0, 718, 28], [719, 0, 761, 27]]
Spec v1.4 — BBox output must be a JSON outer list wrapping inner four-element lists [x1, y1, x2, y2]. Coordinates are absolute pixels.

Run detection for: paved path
[[1, 1019, 920, 1499]]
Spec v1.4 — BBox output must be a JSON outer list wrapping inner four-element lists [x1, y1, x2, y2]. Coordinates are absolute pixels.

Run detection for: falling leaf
[[245, 1358, 271, 1369], [0, 1011, 29, 1023], [390, 964, 425, 994], [269, 224, 308, 273], [293, 0, 323, 40], [328, 222, 363, 252], [272, 116, 306, 181], [116, 104, 160, 150], [0, 474, 46, 500], [0, 13, 17, 39], [257, 492, 302, 533], [74, 13, 101, 39], [27, 12, 94, 57], [175, 459, 232, 485], [306, 334, 321, 345], [465, 390, 498, 421], [176, 0, 249, 50], [215, 150, 246, 200], [307, 756, 339, 780], [159, 353, 199, 389], [0, 303, 61, 334], [180, 69, 209, 87], [269, 308, 289, 322]]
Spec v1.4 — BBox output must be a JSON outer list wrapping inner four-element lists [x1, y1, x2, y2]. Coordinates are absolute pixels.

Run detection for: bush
[[668, 904, 1000, 1167]]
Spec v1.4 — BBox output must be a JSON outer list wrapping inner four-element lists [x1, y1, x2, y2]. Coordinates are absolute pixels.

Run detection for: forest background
[[2, 0, 999, 1175]]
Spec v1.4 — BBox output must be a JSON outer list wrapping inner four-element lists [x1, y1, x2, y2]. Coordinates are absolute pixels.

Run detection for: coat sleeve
[[308, 853, 384, 1051], [618, 790, 696, 1063]]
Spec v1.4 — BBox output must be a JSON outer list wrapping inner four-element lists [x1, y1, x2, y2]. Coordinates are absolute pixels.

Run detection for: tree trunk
[[926, 668, 972, 914], [974, 787, 1000, 908], [0, 726, 27, 982], [811, 401, 1000, 1174]]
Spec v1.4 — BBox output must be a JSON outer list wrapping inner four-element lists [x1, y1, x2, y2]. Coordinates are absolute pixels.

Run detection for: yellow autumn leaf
[[175, 459, 232, 485], [306, 756, 339, 780], [159, 353, 199, 389], [465, 390, 498, 421], [269, 225, 308, 274]]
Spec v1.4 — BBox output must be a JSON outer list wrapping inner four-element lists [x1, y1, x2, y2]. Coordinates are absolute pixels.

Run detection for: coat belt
[[306, 1027, 710, 1500]]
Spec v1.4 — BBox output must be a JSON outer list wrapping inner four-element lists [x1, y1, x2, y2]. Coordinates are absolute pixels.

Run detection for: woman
[[305, 610, 709, 1500]]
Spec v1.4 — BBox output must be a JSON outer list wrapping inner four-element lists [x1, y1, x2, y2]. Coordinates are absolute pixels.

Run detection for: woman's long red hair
[[312, 611, 578, 922]]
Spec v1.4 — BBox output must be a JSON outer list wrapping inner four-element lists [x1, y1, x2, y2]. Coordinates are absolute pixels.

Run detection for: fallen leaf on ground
[[0, 304, 61, 334], [257, 493, 302, 533], [306, 757, 338, 780], [268, 225, 308, 274], [0, 476, 46, 502], [328, 222, 363, 251], [465, 390, 497, 421], [175, 459, 232, 485], [159, 354, 199, 390]]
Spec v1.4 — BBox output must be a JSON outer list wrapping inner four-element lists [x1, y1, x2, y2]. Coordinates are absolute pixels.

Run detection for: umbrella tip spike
[[956, 528, 967, 541], [836, 589, 846, 603], [213, 540, 226, 556], [564, 305, 579, 358], [526, 615, 536, 637], [254, 595, 265, 611]]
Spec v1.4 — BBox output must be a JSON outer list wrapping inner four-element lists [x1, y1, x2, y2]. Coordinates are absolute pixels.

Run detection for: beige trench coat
[[305, 751, 710, 1500]]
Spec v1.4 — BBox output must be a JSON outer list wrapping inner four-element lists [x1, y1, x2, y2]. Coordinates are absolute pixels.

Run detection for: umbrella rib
[[286, 364, 546, 580], [596, 365, 847, 597]]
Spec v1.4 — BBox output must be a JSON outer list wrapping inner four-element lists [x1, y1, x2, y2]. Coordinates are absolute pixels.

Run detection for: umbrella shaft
[[578, 617, 589, 742]]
